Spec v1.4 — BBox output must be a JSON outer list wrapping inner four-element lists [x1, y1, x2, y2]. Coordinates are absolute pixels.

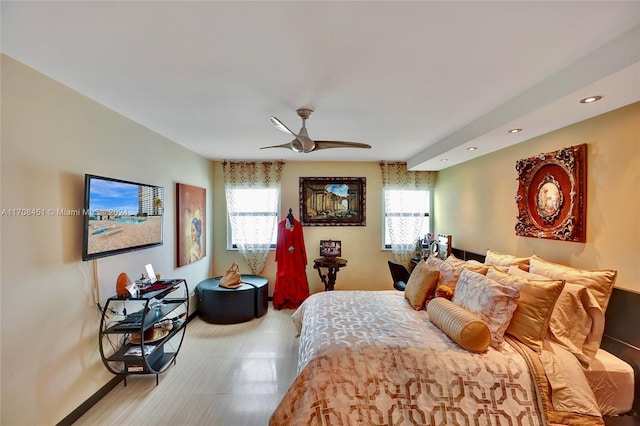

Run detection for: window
[[226, 188, 279, 249], [383, 189, 431, 248]]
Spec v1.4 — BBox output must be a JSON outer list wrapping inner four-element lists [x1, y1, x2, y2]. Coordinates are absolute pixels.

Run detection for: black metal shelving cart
[[98, 279, 189, 385]]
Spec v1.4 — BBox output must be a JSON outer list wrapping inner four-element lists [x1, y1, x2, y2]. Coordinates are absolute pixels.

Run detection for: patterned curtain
[[223, 161, 284, 274], [380, 162, 435, 267]]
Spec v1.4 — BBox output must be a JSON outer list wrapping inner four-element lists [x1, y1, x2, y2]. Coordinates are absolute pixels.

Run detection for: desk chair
[[387, 260, 411, 291]]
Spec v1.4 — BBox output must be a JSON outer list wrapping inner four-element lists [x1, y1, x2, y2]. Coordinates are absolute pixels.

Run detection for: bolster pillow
[[427, 297, 491, 353]]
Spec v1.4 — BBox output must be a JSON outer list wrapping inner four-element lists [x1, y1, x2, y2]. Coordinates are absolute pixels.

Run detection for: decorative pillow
[[484, 249, 530, 272], [506, 266, 547, 280], [426, 255, 463, 290], [452, 269, 520, 350], [434, 285, 454, 300], [529, 255, 617, 313], [445, 254, 490, 275], [486, 267, 564, 353], [404, 261, 440, 310], [508, 265, 604, 366], [427, 297, 491, 353]]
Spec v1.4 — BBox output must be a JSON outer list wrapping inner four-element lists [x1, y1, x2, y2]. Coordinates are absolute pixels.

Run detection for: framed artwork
[[176, 183, 206, 266], [515, 144, 587, 242], [320, 240, 342, 257], [299, 177, 366, 226]]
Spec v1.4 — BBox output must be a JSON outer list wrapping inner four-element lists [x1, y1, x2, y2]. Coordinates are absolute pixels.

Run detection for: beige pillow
[[445, 254, 490, 275], [426, 255, 463, 290], [506, 266, 547, 280], [529, 255, 617, 313], [404, 261, 440, 310], [508, 265, 604, 366], [486, 267, 564, 353], [452, 269, 520, 350], [485, 249, 530, 272], [428, 297, 490, 353]]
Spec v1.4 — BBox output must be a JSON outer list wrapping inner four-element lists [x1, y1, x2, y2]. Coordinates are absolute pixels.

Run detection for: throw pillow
[[445, 254, 490, 275], [427, 297, 491, 353], [485, 249, 530, 271], [486, 267, 564, 353], [404, 261, 440, 310], [507, 265, 605, 366], [529, 255, 617, 313], [452, 269, 520, 350], [426, 255, 463, 290]]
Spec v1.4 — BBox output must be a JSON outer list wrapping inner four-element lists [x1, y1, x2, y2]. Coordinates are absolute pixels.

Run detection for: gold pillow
[[428, 297, 490, 353], [445, 254, 490, 275], [486, 267, 564, 353], [485, 249, 530, 272], [529, 255, 617, 313], [508, 266, 604, 366], [404, 261, 440, 310]]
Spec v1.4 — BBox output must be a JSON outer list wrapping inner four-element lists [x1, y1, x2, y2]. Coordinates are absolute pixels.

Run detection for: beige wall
[[1, 55, 214, 425], [435, 102, 640, 292], [212, 104, 640, 296], [211, 161, 396, 295]]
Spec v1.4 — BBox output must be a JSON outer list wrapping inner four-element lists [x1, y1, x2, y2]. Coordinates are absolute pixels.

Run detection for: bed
[[270, 250, 638, 426]]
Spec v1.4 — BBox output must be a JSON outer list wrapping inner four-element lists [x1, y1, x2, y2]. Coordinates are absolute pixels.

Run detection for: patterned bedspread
[[270, 291, 603, 426]]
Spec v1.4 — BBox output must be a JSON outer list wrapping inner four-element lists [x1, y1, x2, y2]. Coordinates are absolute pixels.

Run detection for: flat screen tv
[[82, 174, 164, 261]]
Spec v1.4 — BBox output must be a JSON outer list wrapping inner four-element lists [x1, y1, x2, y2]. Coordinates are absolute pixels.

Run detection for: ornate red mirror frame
[[515, 144, 587, 242]]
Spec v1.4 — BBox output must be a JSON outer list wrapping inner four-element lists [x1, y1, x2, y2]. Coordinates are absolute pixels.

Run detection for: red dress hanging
[[272, 216, 309, 309]]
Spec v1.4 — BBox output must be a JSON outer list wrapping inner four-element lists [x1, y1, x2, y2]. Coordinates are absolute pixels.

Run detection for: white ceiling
[[2, 1, 639, 170]]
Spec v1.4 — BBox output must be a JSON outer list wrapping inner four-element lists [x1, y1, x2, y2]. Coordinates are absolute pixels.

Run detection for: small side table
[[195, 278, 255, 324], [240, 275, 269, 318], [313, 257, 347, 291]]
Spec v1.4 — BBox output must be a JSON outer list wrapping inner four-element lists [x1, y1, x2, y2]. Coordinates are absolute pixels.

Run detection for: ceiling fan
[[261, 108, 371, 153]]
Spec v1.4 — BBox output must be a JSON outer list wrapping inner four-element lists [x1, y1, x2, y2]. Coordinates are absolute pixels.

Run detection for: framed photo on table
[[299, 177, 366, 226]]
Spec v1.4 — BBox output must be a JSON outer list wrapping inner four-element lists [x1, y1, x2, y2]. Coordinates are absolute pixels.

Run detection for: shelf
[[105, 323, 186, 363], [98, 278, 188, 381]]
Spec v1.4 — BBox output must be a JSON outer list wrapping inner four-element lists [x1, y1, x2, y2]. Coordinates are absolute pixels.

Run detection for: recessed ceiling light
[[508, 128, 522, 134], [467, 147, 478, 151], [580, 95, 602, 104], [440, 158, 448, 162]]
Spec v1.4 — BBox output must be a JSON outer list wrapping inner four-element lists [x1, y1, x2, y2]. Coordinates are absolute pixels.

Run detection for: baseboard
[[61, 301, 264, 424], [56, 375, 124, 426]]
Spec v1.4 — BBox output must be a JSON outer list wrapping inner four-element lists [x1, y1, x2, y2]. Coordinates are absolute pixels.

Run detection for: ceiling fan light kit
[[262, 108, 372, 153]]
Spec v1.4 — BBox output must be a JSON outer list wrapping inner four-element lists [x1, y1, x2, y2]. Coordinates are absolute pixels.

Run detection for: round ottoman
[[240, 275, 269, 317], [195, 278, 255, 324]]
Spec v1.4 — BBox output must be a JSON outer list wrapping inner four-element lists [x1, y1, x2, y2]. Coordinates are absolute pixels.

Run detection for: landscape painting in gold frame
[[515, 144, 587, 242], [299, 177, 366, 226]]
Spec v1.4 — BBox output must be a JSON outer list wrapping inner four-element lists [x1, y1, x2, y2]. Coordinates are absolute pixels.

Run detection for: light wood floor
[[75, 303, 299, 426]]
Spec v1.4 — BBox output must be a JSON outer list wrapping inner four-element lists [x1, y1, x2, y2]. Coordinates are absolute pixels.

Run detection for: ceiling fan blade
[[269, 116, 297, 137], [313, 141, 372, 151], [260, 138, 306, 152], [260, 142, 296, 150]]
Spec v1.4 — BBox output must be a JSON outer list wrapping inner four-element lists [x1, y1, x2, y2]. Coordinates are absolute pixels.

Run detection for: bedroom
[[2, 2, 640, 425]]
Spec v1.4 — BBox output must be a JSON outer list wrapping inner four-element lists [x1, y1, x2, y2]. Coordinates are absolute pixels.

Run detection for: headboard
[[601, 287, 640, 414], [451, 247, 486, 263]]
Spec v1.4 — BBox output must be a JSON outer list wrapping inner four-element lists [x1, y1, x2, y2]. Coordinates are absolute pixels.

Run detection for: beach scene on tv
[[87, 178, 164, 256]]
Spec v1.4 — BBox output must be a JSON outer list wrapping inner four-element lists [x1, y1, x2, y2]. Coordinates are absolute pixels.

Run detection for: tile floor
[[75, 303, 299, 426]]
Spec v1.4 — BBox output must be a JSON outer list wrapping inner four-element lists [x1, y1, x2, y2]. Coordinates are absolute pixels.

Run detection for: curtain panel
[[380, 161, 435, 267], [223, 161, 284, 274]]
